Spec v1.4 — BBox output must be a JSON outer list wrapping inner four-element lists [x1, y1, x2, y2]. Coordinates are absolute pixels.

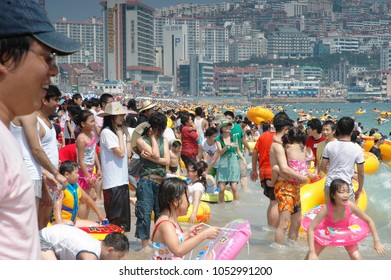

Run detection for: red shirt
[[181, 126, 199, 158], [306, 135, 325, 166], [254, 131, 275, 180]]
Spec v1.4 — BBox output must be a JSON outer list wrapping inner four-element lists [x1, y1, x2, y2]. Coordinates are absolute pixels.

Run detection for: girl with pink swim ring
[[304, 179, 386, 260]]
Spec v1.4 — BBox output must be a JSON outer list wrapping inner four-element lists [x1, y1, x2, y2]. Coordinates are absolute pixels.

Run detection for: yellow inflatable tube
[[362, 136, 391, 161], [178, 201, 211, 224], [300, 177, 367, 217], [247, 141, 256, 151], [363, 151, 379, 175], [201, 190, 233, 203], [246, 107, 274, 125]]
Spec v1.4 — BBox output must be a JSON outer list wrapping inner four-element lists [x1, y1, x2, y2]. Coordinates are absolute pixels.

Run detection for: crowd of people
[[0, 0, 387, 261]]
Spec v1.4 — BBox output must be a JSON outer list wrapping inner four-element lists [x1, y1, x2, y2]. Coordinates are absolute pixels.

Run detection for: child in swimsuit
[[151, 177, 220, 260], [168, 139, 182, 175], [271, 126, 315, 187], [305, 178, 385, 260]]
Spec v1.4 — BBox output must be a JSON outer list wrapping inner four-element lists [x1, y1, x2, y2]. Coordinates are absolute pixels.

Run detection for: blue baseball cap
[[0, 0, 81, 55]]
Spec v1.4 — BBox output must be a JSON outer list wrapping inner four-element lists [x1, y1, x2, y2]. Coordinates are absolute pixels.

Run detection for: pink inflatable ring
[[301, 205, 369, 246]]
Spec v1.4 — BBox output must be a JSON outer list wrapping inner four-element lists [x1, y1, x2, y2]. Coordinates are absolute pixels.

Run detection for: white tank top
[[10, 122, 42, 180], [37, 116, 59, 169], [194, 117, 205, 142], [202, 139, 219, 168]]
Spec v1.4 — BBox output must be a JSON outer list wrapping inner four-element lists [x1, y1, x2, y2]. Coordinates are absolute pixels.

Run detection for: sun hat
[[131, 122, 151, 154], [220, 120, 233, 128], [97, 101, 130, 117], [138, 100, 156, 112], [0, 0, 81, 55], [298, 116, 308, 123], [373, 133, 387, 141]]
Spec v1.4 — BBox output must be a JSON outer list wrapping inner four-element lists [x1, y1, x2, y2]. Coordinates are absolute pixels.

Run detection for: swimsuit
[[151, 220, 184, 260], [274, 180, 301, 214], [288, 159, 307, 183]]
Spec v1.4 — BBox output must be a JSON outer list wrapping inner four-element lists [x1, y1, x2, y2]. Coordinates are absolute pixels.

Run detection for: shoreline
[[182, 97, 347, 105]]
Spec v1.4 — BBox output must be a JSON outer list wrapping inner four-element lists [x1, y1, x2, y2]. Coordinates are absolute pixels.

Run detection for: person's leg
[[304, 242, 326, 259], [218, 182, 226, 203], [239, 158, 248, 191], [41, 250, 58, 260], [135, 178, 154, 250], [38, 181, 53, 230], [288, 209, 301, 242], [78, 187, 95, 219], [275, 210, 291, 245], [230, 181, 239, 201], [346, 244, 363, 260], [261, 179, 279, 228]]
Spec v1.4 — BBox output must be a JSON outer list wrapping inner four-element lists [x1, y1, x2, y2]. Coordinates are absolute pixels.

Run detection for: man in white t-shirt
[[321, 117, 365, 202]]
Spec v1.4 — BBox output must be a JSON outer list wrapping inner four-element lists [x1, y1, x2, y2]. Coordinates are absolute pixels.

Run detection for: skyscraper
[[101, 0, 160, 82]]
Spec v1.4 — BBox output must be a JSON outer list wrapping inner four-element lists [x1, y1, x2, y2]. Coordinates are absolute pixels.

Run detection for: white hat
[[138, 100, 156, 112], [97, 101, 129, 117]]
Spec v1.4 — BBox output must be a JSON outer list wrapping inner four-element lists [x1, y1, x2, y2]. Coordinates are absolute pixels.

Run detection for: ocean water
[[114, 102, 391, 260]]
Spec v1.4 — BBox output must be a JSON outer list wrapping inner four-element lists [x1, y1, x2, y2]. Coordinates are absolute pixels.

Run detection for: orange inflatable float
[[246, 107, 274, 125]]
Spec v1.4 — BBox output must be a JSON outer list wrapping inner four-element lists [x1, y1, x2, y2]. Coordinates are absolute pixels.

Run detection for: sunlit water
[[95, 102, 391, 260]]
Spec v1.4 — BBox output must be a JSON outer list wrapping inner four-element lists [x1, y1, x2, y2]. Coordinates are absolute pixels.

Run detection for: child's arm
[[350, 202, 386, 256], [307, 205, 328, 260], [189, 190, 203, 224], [94, 150, 101, 179], [80, 189, 106, 222], [235, 139, 246, 163], [52, 190, 64, 224], [157, 222, 220, 257], [205, 142, 221, 174]]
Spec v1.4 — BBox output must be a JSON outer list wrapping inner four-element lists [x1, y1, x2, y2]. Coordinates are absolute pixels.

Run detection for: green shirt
[[230, 123, 244, 153]]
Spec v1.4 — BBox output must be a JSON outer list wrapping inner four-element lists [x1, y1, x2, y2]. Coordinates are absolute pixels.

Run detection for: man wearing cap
[[369, 133, 386, 160], [137, 100, 156, 125], [0, 0, 80, 259]]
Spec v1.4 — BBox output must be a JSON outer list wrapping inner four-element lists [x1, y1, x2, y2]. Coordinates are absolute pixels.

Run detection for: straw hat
[[138, 100, 156, 112], [97, 101, 129, 117], [131, 122, 151, 154]]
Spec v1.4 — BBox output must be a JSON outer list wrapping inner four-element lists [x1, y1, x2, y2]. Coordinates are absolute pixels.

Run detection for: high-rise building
[[163, 25, 188, 77], [381, 44, 391, 71], [53, 17, 104, 65], [101, 0, 160, 82], [200, 24, 229, 63]]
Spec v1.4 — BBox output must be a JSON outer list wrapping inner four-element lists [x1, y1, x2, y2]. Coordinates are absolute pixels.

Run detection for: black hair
[[195, 107, 203, 116], [67, 104, 82, 123], [72, 93, 82, 101], [307, 118, 322, 134], [149, 112, 167, 135], [322, 120, 337, 134], [336, 117, 354, 137], [158, 177, 189, 215], [262, 122, 271, 131], [102, 115, 117, 134], [187, 161, 207, 188], [99, 93, 113, 107], [127, 99, 137, 111], [273, 111, 293, 133], [180, 112, 191, 126], [0, 36, 33, 70], [205, 127, 218, 137], [76, 110, 94, 127], [102, 233, 130, 253], [282, 126, 306, 147], [171, 140, 182, 148], [59, 160, 79, 175], [44, 85, 62, 102], [224, 111, 235, 119], [83, 99, 92, 109], [329, 178, 349, 205]]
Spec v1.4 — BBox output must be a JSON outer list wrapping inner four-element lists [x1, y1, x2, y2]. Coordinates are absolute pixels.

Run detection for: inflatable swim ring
[[178, 201, 211, 224], [196, 219, 251, 260], [201, 190, 234, 203], [363, 151, 379, 174], [362, 136, 391, 161], [300, 177, 367, 219], [246, 107, 274, 125], [301, 204, 369, 246]]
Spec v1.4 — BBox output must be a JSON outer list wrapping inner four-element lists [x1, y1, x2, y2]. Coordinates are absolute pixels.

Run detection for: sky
[[45, 0, 227, 21]]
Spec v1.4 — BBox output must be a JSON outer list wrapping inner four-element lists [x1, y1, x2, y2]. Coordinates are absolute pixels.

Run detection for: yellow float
[[246, 107, 274, 125], [300, 177, 367, 218], [362, 136, 391, 161], [247, 141, 256, 151], [201, 190, 234, 203], [363, 151, 379, 174], [178, 201, 211, 224]]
